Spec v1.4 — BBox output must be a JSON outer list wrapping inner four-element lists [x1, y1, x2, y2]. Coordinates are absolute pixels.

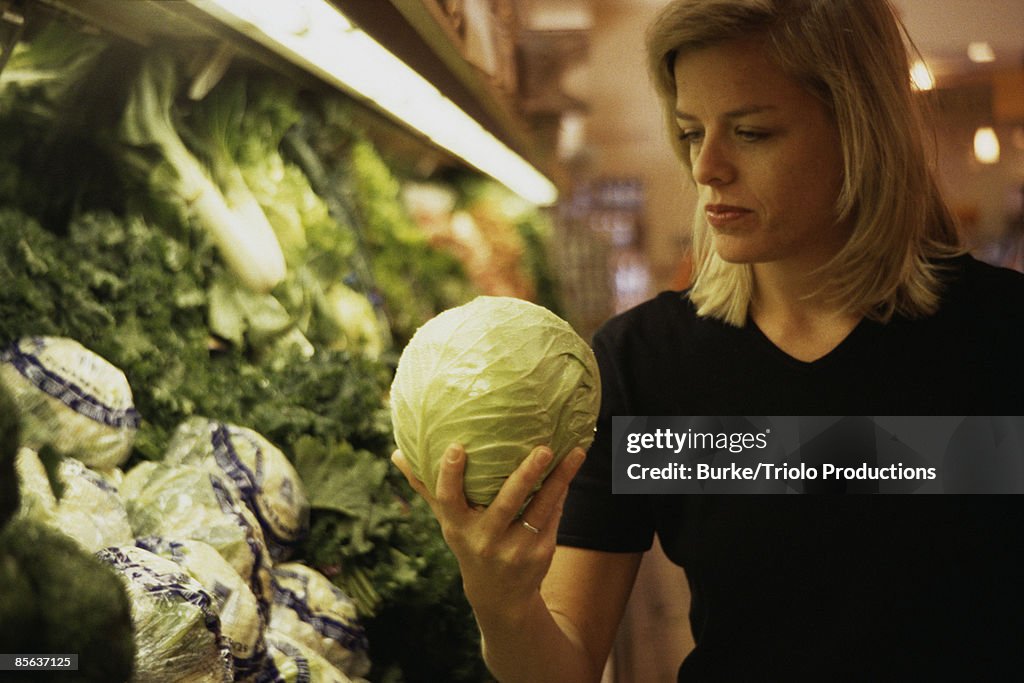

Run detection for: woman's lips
[[704, 204, 753, 228]]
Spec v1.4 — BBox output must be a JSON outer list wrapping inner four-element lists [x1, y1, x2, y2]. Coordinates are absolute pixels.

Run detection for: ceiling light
[[967, 42, 996, 63], [910, 60, 934, 91], [973, 126, 1000, 164], [187, 0, 559, 206]]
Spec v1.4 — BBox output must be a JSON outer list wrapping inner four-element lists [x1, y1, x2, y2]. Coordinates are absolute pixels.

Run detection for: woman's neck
[[749, 261, 862, 362]]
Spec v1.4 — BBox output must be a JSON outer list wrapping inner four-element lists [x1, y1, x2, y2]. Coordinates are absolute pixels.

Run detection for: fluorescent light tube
[[188, 0, 559, 206]]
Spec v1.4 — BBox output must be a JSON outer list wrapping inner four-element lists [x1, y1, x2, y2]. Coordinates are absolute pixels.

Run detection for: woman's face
[[673, 38, 848, 270]]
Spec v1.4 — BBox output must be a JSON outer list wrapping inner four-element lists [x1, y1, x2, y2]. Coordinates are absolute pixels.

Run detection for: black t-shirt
[[558, 256, 1024, 681]]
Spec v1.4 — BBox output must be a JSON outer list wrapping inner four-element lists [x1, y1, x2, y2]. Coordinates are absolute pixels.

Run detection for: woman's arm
[[478, 546, 642, 682], [392, 444, 640, 683]]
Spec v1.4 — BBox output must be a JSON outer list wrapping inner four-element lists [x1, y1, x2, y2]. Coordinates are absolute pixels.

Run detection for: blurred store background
[[515, 0, 1024, 339]]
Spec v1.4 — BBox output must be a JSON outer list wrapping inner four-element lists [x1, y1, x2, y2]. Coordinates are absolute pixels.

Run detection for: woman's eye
[[678, 130, 703, 144], [736, 129, 769, 142]]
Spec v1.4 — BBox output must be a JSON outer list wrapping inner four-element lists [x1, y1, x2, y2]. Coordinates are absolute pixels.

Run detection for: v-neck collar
[[744, 315, 873, 369]]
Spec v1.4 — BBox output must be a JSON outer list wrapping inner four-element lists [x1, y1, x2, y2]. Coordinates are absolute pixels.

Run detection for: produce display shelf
[[25, 0, 560, 194]]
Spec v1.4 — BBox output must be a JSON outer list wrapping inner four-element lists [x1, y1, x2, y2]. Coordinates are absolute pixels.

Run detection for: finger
[[434, 443, 472, 517], [486, 445, 555, 527], [389, 450, 442, 509], [522, 447, 586, 531], [391, 450, 430, 498], [533, 484, 571, 544]]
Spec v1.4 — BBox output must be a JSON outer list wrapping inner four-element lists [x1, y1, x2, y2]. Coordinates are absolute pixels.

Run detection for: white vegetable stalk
[[188, 163, 287, 294], [122, 53, 286, 294]]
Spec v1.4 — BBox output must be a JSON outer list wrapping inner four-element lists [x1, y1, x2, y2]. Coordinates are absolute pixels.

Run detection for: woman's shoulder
[[940, 255, 1024, 344], [947, 254, 1024, 314], [959, 254, 1024, 293]]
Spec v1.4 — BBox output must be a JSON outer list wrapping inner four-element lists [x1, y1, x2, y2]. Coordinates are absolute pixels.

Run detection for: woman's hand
[[391, 444, 587, 618]]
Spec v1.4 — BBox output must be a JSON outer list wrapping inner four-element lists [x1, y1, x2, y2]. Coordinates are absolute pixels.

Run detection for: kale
[[293, 437, 492, 683]]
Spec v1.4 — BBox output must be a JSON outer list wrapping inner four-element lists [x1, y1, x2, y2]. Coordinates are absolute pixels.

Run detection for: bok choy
[[120, 52, 286, 294]]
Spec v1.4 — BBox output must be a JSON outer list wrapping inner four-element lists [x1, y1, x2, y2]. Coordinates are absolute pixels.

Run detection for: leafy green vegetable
[[120, 51, 286, 293], [293, 437, 493, 682], [191, 74, 392, 358], [0, 21, 110, 123], [0, 21, 126, 231], [300, 102, 476, 347], [346, 137, 476, 345], [0, 32, 506, 677], [0, 209, 116, 345], [391, 296, 601, 505], [0, 516, 135, 683]]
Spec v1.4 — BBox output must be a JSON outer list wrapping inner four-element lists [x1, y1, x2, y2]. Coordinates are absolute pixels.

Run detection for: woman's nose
[[692, 136, 735, 186]]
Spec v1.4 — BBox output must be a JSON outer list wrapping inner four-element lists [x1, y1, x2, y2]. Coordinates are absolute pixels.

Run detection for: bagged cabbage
[[164, 417, 309, 562], [13, 447, 56, 520], [121, 461, 273, 613], [0, 336, 139, 469], [57, 457, 133, 551], [268, 563, 370, 677], [17, 444, 133, 554], [260, 632, 355, 683], [97, 545, 233, 683], [137, 537, 267, 680], [390, 296, 601, 505]]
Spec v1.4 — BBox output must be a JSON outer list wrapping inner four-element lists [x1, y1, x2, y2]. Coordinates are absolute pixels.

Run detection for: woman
[[394, 0, 1024, 680]]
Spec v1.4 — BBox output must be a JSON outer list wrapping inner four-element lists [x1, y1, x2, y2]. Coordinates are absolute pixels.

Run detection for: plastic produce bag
[[260, 631, 355, 683], [0, 336, 139, 469], [13, 446, 56, 519], [121, 461, 273, 614], [164, 417, 309, 562], [137, 536, 268, 680], [97, 545, 233, 683], [53, 455, 133, 552], [268, 563, 370, 677]]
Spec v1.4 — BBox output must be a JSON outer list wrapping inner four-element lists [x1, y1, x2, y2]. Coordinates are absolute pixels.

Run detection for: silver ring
[[521, 520, 541, 534]]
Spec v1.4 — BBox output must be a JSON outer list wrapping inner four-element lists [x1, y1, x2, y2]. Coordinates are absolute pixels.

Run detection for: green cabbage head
[[390, 296, 600, 506]]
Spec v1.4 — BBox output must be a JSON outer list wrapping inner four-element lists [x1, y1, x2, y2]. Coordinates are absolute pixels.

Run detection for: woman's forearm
[[477, 590, 602, 683]]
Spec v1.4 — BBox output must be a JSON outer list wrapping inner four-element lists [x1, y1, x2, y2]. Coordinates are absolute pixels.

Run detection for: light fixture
[[910, 60, 934, 91], [973, 126, 1000, 164], [187, 0, 559, 206], [967, 42, 996, 64]]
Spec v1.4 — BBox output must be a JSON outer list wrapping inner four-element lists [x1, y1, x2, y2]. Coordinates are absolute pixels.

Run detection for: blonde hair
[[646, 0, 962, 325]]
